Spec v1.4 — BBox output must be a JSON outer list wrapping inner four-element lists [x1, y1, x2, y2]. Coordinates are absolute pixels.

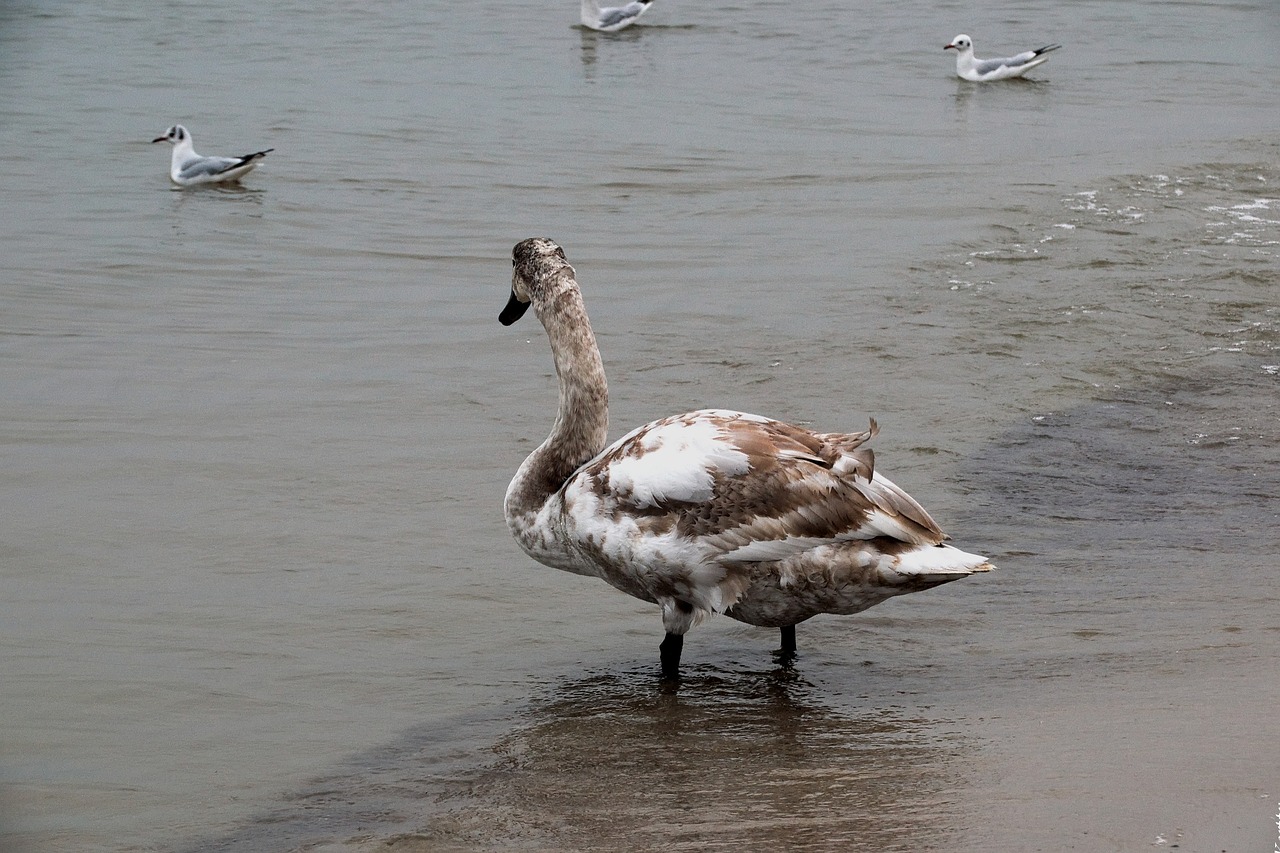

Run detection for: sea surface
[[2, 1, 1278, 851]]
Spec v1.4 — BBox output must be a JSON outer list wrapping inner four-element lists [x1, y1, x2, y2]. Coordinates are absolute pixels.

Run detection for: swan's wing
[[574, 409, 946, 563]]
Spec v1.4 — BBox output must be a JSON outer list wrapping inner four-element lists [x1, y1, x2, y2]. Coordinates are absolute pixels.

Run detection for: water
[[2, 0, 1278, 850]]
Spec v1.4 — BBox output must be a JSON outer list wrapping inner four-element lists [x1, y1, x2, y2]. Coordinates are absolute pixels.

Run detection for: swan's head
[[944, 34, 972, 53], [151, 124, 190, 146], [501, 237, 573, 326]]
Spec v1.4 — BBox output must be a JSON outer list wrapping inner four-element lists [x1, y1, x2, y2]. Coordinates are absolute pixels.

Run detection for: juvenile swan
[[500, 238, 992, 679]]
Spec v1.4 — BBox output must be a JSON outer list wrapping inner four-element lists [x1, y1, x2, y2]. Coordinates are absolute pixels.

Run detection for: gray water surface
[[2, 0, 1278, 850]]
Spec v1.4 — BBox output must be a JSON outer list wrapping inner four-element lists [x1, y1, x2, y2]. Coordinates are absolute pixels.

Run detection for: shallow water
[[2, 0, 1279, 851]]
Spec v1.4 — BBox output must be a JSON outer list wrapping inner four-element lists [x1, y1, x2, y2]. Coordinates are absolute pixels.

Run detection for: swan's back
[[530, 409, 989, 633]]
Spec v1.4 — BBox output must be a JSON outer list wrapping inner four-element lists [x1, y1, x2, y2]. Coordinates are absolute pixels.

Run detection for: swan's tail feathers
[[893, 543, 994, 583], [818, 418, 879, 454]]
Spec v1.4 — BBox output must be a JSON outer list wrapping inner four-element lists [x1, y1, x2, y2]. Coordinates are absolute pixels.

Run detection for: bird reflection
[[169, 662, 974, 852], [435, 666, 969, 850], [578, 25, 647, 79]]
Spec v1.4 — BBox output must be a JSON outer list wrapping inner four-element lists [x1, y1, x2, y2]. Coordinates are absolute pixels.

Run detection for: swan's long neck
[[506, 279, 609, 522]]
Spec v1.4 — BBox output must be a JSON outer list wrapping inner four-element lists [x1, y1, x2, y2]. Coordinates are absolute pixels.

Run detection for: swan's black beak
[[499, 290, 530, 325]]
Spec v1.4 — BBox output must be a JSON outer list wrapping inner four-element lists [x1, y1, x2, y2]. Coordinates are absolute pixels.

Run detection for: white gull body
[[944, 34, 1061, 81], [581, 0, 653, 31], [151, 125, 273, 187], [500, 238, 993, 679]]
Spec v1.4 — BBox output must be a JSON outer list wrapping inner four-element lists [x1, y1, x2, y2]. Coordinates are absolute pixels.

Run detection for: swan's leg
[[779, 625, 796, 656], [659, 632, 683, 680]]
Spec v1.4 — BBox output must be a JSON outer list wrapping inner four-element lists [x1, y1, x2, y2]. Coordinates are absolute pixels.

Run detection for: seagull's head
[[151, 125, 189, 146], [944, 34, 972, 53]]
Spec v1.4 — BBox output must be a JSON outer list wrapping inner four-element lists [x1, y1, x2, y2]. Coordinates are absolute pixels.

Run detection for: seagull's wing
[[597, 0, 650, 29], [177, 155, 242, 181], [974, 47, 1054, 76], [214, 149, 273, 175], [999, 43, 1061, 67]]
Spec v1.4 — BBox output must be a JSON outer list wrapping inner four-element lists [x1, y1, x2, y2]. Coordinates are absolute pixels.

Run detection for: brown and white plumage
[[501, 238, 992, 679]]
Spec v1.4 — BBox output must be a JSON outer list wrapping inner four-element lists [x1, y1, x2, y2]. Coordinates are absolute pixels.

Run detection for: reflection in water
[[404, 667, 969, 851], [949, 75, 1055, 127], [578, 25, 649, 81], [174, 667, 974, 852], [164, 183, 266, 217]]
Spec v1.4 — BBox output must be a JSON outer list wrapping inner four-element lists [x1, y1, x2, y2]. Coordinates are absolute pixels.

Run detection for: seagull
[[581, 0, 653, 32], [501, 237, 993, 680], [944, 34, 1061, 82], [151, 125, 273, 187]]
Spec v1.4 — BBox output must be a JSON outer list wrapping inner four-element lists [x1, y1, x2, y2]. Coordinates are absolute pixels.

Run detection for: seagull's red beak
[[151, 136, 168, 143], [944, 43, 957, 50]]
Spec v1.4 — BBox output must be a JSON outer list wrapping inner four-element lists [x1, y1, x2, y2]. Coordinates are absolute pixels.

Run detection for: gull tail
[[217, 148, 273, 174]]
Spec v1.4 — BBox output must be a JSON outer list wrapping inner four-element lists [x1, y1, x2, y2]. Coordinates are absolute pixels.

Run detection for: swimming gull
[[944, 34, 1061, 81], [581, 0, 653, 32], [151, 125, 273, 187]]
